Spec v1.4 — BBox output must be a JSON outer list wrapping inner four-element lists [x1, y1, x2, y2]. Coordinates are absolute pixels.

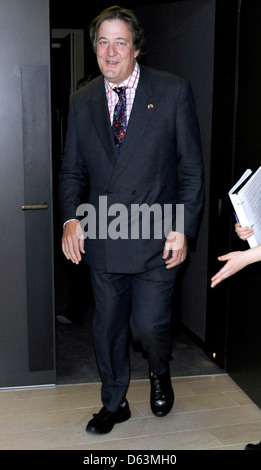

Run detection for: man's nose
[[107, 43, 116, 56]]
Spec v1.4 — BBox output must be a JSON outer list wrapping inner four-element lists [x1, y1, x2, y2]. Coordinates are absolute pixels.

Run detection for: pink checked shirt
[[104, 62, 140, 125]]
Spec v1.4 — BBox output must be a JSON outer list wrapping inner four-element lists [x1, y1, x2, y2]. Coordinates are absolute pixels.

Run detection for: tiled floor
[[0, 374, 260, 450]]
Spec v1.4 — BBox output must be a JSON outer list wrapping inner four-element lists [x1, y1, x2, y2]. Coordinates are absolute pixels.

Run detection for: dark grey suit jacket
[[59, 65, 204, 273]]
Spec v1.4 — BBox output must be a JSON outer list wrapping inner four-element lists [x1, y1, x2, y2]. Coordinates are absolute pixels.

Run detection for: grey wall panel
[[0, 0, 55, 387], [21, 65, 54, 371]]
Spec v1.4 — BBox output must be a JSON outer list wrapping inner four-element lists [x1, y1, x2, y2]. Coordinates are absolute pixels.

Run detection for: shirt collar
[[104, 62, 140, 93]]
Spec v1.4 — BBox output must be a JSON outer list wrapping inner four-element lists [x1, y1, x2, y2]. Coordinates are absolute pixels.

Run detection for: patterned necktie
[[112, 86, 127, 152]]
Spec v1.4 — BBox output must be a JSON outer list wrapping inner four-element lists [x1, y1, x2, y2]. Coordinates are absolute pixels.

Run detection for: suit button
[[132, 190, 137, 196]]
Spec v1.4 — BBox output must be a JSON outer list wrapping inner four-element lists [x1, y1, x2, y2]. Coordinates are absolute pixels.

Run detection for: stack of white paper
[[228, 166, 261, 248]]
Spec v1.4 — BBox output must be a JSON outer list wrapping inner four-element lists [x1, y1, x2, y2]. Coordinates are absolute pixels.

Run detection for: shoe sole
[[86, 409, 131, 435], [152, 409, 172, 417]]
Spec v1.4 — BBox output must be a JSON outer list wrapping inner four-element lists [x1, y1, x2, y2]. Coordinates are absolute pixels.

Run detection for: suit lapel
[[88, 77, 118, 168], [107, 68, 163, 189], [122, 77, 160, 155], [87, 68, 163, 189]]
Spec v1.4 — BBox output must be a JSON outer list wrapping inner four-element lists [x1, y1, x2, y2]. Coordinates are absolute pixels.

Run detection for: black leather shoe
[[245, 441, 261, 450], [150, 372, 174, 417], [86, 401, 131, 434]]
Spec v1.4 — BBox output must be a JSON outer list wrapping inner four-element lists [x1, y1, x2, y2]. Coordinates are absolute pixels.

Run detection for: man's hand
[[162, 231, 187, 269], [62, 220, 85, 264]]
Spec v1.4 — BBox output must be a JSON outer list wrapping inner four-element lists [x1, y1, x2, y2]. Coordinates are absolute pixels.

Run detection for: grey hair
[[89, 5, 145, 56]]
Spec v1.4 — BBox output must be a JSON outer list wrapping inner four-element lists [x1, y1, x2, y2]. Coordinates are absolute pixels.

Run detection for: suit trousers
[[89, 263, 179, 412]]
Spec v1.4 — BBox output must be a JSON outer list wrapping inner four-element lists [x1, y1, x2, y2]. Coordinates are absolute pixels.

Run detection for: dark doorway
[[49, 2, 224, 386]]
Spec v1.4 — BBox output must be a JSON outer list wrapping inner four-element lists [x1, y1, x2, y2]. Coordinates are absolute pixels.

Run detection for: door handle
[[22, 203, 48, 210]]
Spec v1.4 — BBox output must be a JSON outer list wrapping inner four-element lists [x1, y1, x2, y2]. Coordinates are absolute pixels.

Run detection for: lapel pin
[[147, 104, 154, 109]]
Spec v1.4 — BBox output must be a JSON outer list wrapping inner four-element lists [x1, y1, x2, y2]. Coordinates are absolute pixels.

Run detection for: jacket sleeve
[[175, 80, 204, 239], [59, 96, 89, 225]]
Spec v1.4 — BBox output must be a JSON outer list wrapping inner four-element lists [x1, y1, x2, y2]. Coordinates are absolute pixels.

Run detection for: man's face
[[96, 19, 139, 85]]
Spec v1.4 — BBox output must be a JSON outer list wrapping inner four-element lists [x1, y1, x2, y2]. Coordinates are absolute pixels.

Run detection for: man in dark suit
[[59, 5, 204, 435]]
